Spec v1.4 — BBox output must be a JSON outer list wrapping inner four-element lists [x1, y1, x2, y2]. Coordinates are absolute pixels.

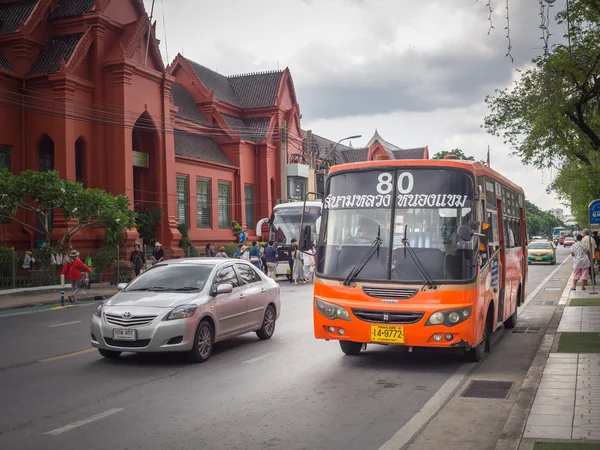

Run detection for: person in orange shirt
[[61, 249, 92, 304]]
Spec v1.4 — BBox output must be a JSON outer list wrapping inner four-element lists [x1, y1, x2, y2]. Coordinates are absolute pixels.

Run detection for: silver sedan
[[91, 258, 281, 362]]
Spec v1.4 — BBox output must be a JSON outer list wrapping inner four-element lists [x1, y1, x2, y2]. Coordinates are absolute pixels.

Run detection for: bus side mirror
[[300, 225, 312, 252]]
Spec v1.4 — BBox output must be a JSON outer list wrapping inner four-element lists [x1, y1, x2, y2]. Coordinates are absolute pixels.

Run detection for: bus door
[[496, 199, 506, 323], [520, 206, 528, 305]]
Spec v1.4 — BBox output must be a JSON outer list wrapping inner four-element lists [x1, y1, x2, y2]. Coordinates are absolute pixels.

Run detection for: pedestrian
[[582, 229, 594, 280], [291, 240, 304, 285], [249, 241, 262, 270], [61, 249, 92, 304], [215, 246, 228, 258], [240, 245, 250, 261], [303, 243, 316, 283], [128, 243, 146, 278], [239, 228, 247, 244], [234, 243, 243, 259], [205, 243, 215, 257], [571, 234, 591, 291], [260, 242, 268, 274], [264, 240, 278, 279], [22, 250, 35, 270], [152, 242, 165, 265], [289, 238, 297, 284]]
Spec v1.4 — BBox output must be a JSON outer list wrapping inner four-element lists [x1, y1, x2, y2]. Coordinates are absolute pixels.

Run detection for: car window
[[236, 264, 261, 284], [214, 265, 240, 288], [124, 264, 213, 292]]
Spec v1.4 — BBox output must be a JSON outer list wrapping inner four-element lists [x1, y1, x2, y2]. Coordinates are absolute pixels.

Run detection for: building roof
[[0, 48, 14, 72], [174, 130, 235, 166], [49, 0, 95, 19], [228, 71, 283, 109], [390, 148, 428, 159], [302, 131, 354, 160], [171, 82, 212, 127], [184, 58, 283, 110], [221, 114, 271, 142], [367, 129, 402, 152], [27, 32, 84, 75], [338, 148, 369, 164], [0, 0, 38, 35]]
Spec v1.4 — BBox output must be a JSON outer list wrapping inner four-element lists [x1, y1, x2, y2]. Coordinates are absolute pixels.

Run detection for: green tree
[[0, 168, 136, 248], [432, 148, 475, 160]]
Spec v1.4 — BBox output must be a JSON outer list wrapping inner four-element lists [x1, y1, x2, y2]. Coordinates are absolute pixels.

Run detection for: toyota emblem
[[122, 312, 132, 319]]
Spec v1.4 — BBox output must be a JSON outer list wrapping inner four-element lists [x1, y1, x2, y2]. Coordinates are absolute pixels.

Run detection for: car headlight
[[425, 307, 472, 327], [166, 305, 198, 320], [315, 298, 351, 322], [94, 302, 104, 317]]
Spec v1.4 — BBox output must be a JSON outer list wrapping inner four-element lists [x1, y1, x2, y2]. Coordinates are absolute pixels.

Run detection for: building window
[[218, 182, 231, 229], [196, 178, 210, 228], [245, 185, 255, 229], [176, 175, 189, 226], [75, 137, 86, 185], [0, 147, 9, 170]]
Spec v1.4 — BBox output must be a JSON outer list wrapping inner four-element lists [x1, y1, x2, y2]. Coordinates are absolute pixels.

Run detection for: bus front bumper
[[314, 299, 479, 349]]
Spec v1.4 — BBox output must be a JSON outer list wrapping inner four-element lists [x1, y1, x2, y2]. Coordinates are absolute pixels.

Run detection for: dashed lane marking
[[44, 408, 124, 435], [48, 320, 82, 327], [242, 352, 277, 364]]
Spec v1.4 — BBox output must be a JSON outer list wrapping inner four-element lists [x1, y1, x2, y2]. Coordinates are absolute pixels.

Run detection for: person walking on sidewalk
[[128, 243, 146, 278], [571, 234, 590, 291], [61, 249, 92, 304], [264, 241, 278, 280]]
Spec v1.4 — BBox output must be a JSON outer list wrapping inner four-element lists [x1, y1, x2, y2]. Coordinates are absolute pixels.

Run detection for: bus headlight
[[425, 307, 472, 327], [315, 298, 351, 322]]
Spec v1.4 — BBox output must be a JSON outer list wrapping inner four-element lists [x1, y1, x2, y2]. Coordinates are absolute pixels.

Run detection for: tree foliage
[[483, 0, 600, 223], [432, 148, 475, 161], [526, 200, 567, 237], [0, 168, 137, 248]]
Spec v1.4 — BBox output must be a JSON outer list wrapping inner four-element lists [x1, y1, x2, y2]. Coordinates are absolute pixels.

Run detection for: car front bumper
[[91, 311, 198, 353], [528, 253, 554, 263]]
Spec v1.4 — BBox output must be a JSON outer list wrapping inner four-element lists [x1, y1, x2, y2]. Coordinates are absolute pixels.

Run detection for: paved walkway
[[522, 278, 600, 445]]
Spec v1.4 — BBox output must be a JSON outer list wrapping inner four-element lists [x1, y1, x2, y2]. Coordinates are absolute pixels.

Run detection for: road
[[0, 247, 571, 450]]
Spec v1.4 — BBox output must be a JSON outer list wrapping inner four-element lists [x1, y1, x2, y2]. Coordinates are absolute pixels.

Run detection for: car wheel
[[339, 340, 363, 355], [189, 320, 214, 363], [256, 305, 276, 340], [98, 348, 121, 359]]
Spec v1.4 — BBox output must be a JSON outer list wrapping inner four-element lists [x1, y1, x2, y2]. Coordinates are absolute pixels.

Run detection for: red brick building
[[0, 0, 303, 251]]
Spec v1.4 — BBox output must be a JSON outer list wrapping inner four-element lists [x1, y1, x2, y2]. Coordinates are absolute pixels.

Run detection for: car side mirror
[[300, 224, 312, 252], [117, 283, 127, 291], [215, 283, 233, 295]]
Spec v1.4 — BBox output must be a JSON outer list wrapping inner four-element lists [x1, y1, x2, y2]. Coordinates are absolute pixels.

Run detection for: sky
[[144, 0, 569, 214]]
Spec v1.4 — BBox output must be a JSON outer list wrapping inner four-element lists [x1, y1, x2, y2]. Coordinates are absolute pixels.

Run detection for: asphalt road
[[0, 247, 571, 450]]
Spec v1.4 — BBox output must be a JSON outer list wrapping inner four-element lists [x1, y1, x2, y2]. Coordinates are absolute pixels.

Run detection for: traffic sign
[[589, 199, 600, 224]]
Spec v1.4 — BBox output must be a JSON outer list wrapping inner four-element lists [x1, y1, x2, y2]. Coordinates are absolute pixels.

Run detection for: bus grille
[[362, 286, 418, 300], [352, 309, 424, 324]]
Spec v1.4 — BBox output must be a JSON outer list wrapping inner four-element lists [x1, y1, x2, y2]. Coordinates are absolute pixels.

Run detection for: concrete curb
[[495, 268, 572, 450], [0, 292, 112, 312]]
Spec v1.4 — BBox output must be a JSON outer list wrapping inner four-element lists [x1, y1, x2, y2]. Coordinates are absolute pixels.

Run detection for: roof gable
[[0, 0, 38, 35], [174, 129, 234, 166], [367, 129, 401, 152], [27, 32, 83, 75], [184, 58, 240, 107], [171, 82, 211, 127], [227, 71, 283, 109], [49, 0, 94, 19]]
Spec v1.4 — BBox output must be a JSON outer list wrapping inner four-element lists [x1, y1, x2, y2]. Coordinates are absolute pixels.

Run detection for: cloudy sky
[[144, 0, 568, 213]]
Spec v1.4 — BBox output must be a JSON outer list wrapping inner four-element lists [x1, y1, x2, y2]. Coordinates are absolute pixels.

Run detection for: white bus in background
[[256, 201, 322, 278]]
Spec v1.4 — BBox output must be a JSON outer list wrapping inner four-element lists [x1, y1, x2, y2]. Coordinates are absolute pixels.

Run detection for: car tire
[[339, 340, 363, 355], [98, 348, 121, 359], [256, 305, 276, 340], [189, 320, 214, 363]]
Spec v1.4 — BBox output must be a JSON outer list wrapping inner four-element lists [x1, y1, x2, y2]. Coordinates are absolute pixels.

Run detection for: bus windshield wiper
[[400, 226, 437, 289], [343, 226, 382, 286]]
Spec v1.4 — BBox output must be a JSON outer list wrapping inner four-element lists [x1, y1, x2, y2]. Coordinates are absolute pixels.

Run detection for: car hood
[[105, 291, 205, 308], [528, 249, 553, 255]]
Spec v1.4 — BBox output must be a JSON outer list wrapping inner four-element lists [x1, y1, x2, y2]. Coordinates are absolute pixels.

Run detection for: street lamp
[[328, 135, 362, 166]]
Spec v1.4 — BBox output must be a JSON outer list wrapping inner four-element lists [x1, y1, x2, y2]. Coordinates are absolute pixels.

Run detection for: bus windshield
[[317, 168, 477, 283], [271, 205, 321, 244]]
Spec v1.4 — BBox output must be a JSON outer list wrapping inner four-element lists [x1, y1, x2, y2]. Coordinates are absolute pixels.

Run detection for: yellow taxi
[[527, 240, 556, 265]]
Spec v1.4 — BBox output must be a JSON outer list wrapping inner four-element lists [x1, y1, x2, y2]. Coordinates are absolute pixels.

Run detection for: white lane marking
[[48, 321, 82, 327], [559, 274, 574, 306], [44, 408, 124, 435], [378, 363, 475, 450], [518, 254, 571, 317], [242, 352, 277, 364]]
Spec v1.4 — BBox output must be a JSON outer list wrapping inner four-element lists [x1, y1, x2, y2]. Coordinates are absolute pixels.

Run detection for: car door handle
[[260, 289, 266, 293], [240, 294, 246, 299]]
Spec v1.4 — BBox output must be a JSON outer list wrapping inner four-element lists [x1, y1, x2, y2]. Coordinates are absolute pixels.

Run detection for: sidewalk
[[0, 283, 117, 311]]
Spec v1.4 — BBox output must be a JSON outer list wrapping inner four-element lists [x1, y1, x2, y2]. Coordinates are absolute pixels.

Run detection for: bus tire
[[504, 310, 517, 329], [339, 340, 363, 355], [465, 306, 492, 362]]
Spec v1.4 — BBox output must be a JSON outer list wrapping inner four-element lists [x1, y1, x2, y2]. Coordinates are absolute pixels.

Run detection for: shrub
[[177, 223, 200, 257], [136, 207, 162, 245], [231, 221, 242, 238]]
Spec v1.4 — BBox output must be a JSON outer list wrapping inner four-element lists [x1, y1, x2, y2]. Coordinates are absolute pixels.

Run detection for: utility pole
[[305, 130, 315, 197], [280, 120, 288, 203]]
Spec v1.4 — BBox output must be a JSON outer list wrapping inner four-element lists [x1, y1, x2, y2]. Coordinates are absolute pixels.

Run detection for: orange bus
[[299, 157, 528, 361]]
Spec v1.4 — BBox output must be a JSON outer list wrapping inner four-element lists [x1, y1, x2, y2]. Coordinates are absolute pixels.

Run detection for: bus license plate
[[370, 325, 404, 344], [536, 257, 543, 261]]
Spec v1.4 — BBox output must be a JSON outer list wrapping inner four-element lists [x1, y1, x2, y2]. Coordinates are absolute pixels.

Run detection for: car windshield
[[317, 168, 477, 283], [124, 264, 214, 292], [270, 206, 321, 244], [529, 243, 552, 249]]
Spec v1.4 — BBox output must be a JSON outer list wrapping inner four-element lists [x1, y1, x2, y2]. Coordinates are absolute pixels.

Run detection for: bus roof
[[273, 201, 322, 210], [329, 159, 525, 196]]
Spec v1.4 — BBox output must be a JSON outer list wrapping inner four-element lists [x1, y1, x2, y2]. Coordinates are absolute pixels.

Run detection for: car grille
[[352, 309, 424, 324], [104, 313, 157, 327], [362, 286, 418, 300], [104, 338, 151, 348]]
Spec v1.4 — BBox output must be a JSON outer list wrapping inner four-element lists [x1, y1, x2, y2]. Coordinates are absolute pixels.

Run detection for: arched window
[[75, 137, 86, 185], [38, 135, 54, 172]]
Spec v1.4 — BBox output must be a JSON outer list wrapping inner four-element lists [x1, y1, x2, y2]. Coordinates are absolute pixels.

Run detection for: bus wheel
[[339, 340, 363, 355], [465, 311, 491, 362], [504, 310, 517, 329]]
